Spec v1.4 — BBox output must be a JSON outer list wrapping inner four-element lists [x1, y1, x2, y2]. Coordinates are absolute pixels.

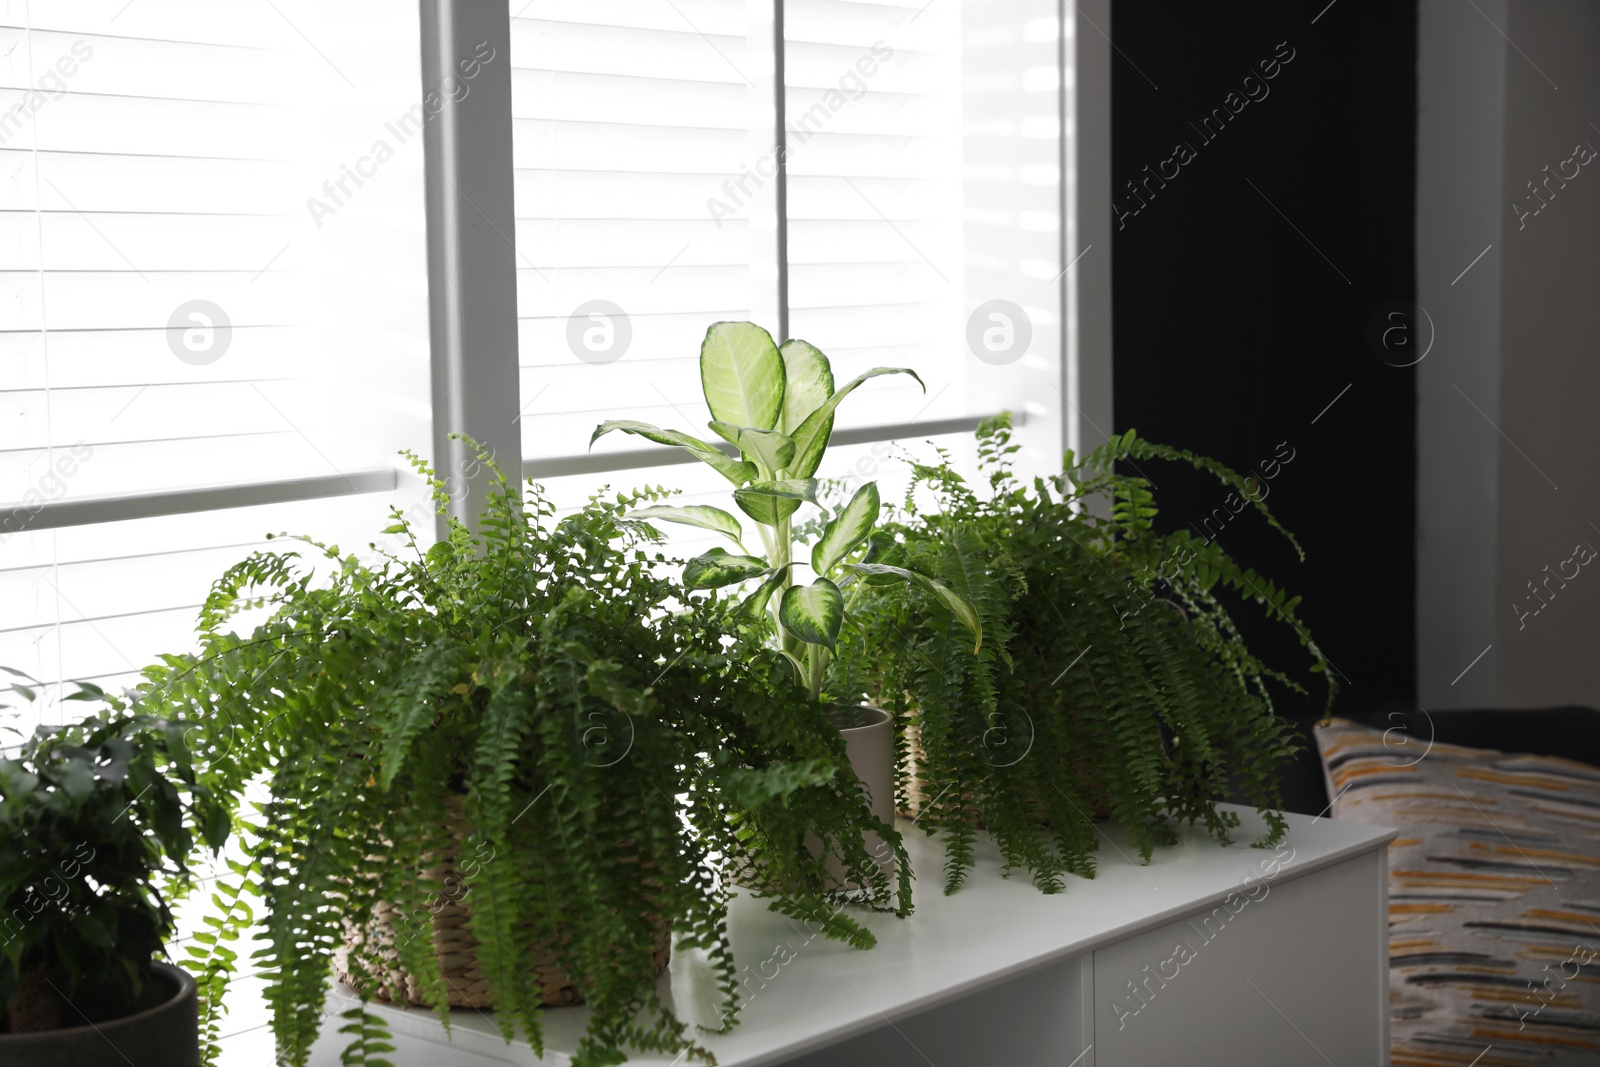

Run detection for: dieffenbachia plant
[[592, 321, 980, 704]]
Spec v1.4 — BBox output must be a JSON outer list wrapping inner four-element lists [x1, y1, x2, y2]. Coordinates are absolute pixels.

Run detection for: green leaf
[[739, 564, 794, 618], [723, 759, 836, 809], [733, 479, 819, 526], [377, 643, 465, 789], [201, 803, 231, 851], [683, 547, 771, 590], [629, 505, 745, 549], [861, 531, 894, 565], [778, 648, 807, 684], [591, 418, 757, 486], [789, 367, 925, 478], [779, 578, 844, 650], [0, 666, 39, 705], [708, 421, 796, 475], [0, 760, 38, 801], [778, 339, 835, 436], [700, 321, 785, 432], [54, 760, 96, 804], [812, 482, 880, 578], [72, 911, 117, 952], [844, 562, 983, 653]]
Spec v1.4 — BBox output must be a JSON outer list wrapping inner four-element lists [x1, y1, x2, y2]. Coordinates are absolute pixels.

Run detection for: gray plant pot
[[826, 703, 897, 883], [1, 961, 199, 1067], [831, 703, 895, 827]]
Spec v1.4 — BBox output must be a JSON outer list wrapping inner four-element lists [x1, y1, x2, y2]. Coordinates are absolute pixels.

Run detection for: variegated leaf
[[629, 505, 745, 549], [683, 548, 771, 590], [700, 321, 785, 432], [732, 479, 819, 527], [844, 562, 983, 653], [812, 482, 880, 578], [779, 578, 845, 650], [778, 338, 834, 436], [789, 367, 925, 478], [591, 419, 756, 485], [708, 421, 796, 475]]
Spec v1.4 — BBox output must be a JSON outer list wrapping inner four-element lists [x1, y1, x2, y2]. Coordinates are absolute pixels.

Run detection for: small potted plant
[[0, 676, 228, 1067], [593, 322, 981, 836], [145, 445, 902, 1067], [833, 416, 1326, 893]]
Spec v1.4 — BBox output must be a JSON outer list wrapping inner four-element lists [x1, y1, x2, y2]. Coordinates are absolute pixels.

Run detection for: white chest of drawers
[[309, 805, 1396, 1067]]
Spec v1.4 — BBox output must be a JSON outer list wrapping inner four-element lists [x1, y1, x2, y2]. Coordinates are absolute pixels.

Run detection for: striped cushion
[[1315, 718, 1600, 1066]]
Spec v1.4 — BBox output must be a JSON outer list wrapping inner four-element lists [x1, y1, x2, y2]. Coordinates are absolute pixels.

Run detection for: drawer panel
[[778, 953, 1087, 1067], [1091, 851, 1385, 1067]]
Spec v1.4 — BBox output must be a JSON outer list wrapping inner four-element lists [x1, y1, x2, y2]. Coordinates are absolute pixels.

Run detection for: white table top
[[316, 805, 1396, 1066]]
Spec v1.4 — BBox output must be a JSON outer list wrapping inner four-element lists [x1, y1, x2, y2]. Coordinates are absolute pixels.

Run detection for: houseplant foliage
[[0, 674, 226, 1045], [592, 321, 981, 707], [834, 416, 1326, 894], [144, 445, 904, 1067]]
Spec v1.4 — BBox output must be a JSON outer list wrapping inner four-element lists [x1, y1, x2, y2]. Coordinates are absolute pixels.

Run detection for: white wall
[[1417, 0, 1600, 710]]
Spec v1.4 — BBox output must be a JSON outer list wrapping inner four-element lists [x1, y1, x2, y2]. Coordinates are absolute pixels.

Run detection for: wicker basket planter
[[898, 714, 999, 826], [338, 897, 670, 1010], [898, 710, 1104, 826], [336, 807, 670, 1009]]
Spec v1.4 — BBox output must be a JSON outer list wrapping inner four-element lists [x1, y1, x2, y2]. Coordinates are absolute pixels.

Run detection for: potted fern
[[593, 322, 981, 837], [144, 446, 902, 1067], [833, 416, 1325, 893], [0, 677, 228, 1067]]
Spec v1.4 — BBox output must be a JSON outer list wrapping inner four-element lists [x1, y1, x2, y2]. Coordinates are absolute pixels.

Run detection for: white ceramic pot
[[830, 704, 895, 827], [826, 703, 896, 883], [732, 705, 901, 890]]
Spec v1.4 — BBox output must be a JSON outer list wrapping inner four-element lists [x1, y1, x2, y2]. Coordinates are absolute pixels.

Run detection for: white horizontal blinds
[[783, 0, 967, 453], [509, 0, 758, 479], [958, 1, 1070, 479], [0, 497, 400, 748], [0, 2, 431, 719], [0, 4, 326, 503], [0, 2, 431, 509]]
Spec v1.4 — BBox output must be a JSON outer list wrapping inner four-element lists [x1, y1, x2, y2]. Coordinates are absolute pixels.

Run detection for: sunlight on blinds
[[788, 0, 1069, 485], [508, 1, 993, 527], [509, 0, 1066, 513], [509, 0, 755, 473], [784, 0, 964, 431], [0, 1, 429, 712]]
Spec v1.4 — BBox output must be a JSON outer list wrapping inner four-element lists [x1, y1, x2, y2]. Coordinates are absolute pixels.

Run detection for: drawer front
[[1092, 850, 1385, 1067], [777, 954, 1087, 1067]]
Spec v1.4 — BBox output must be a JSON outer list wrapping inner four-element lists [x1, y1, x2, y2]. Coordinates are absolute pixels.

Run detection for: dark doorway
[[1110, 0, 1419, 713]]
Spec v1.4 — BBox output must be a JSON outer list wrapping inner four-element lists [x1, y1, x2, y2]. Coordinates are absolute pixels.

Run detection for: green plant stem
[[807, 643, 826, 705], [756, 521, 776, 565], [772, 512, 798, 658]]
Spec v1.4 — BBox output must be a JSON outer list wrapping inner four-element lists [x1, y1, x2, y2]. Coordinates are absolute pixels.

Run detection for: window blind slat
[[7, 3, 291, 47], [513, 0, 745, 37]]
